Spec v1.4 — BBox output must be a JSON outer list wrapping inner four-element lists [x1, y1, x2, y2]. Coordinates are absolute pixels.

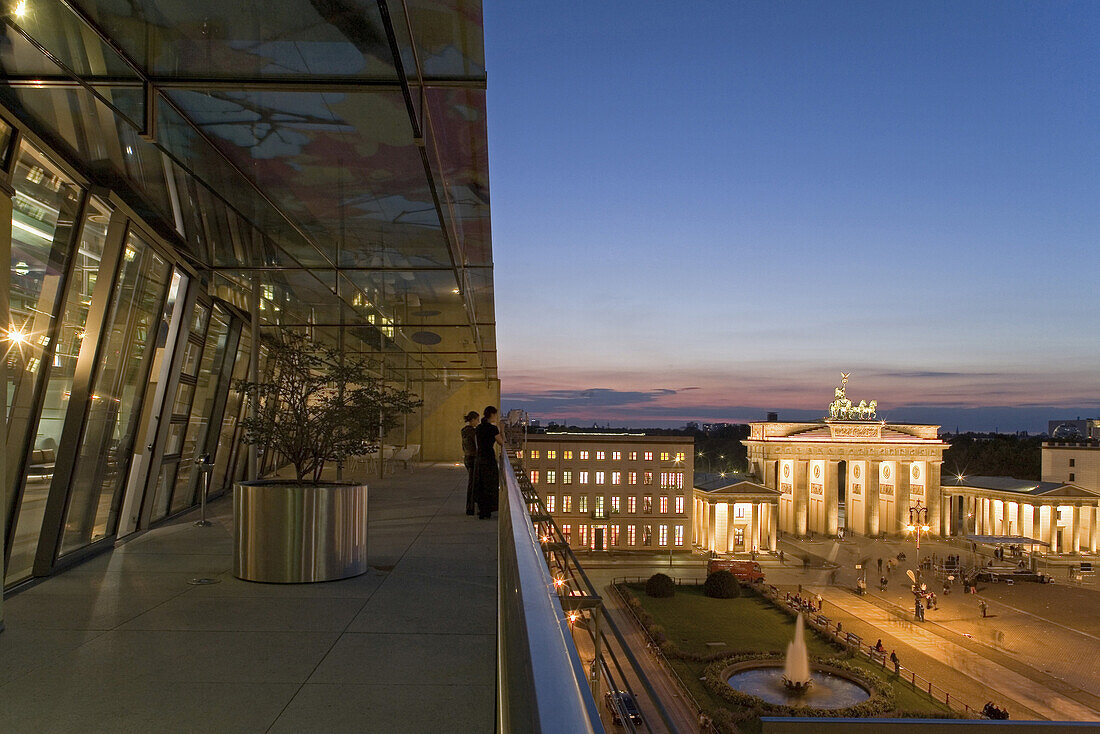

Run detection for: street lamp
[[907, 499, 931, 567]]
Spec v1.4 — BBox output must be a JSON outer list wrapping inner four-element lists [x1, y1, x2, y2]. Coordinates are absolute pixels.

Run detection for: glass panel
[[168, 307, 230, 515], [171, 381, 195, 416], [60, 230, 171, 556], [212, 327, 250, 493], [4, 176, 101, 585], [165, 422, 186, 456], [179, 339, 202, 376], [189, 303, 209, 335]]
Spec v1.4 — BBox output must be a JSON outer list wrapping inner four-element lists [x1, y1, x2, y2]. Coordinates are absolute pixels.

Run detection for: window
[[1069, 458, 1076, 467], [530, 470, 539, 484], [547, 450, 557, 460], [611, 496, 621, 513], [659, 525, 668, 546], [595, 471, 605, 485], [545, 495, 556, 512], [643, 495, 653, 513], [596, 451, 605, 460], [629, 471, 638, 485], [530, 450, 540, 459], [675, 496, 685, 514], [580, 450, 589, 460], [579, 471, 589, 485], [644, 471, 653, 485], [644, 451, 653, 461], [659, 496, 669, 514], [546, 470, 557, 484], [642, 525, 653, 546], [629, 451, 638, 461], [1070, 473, 1076, 482], [661, 471, 684, 489], [660, 451, 670, 461], [676, 451, 686, 462], [674, 526, 685, 546], [578, 495, 588, 513], [735, 504, 745, 518], [627, 525, 636, 546], [563, 470, 573, 485], [578, 525, 588, 546], [612, 471, 622, 485], [610, 525, 620, 546], [562, 495, 573, 513], [612, 451, 621, 460], [561, 524, 571, 542], [627, 496, 637, 513], [516, 450, 523, 459], [564, 450, 573, 460], [594, 495, 605, 516]]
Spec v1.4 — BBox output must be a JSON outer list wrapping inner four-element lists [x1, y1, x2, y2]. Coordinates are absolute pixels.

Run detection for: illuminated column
[[1031, 504, 1041, 545], [927, 462, 942, 536], [1071, 505, 1081, 554], [867, 461, 880, 536], [896, 464, 910, 537], [984, 498, 993, 536], [1017, 502, 1026, 539], [768, 503, 778, 551], [794, 460, 809, 537], [708, 502, 717, 552], [749, 502, 759, 552], [726, 503, 736, 552], [1000, 500, 1009, 536], [1043, 506, 1056, 553], [825, 460, 839, 536], [764, 460, 777, 488], [1090, 506, 1099, 554]]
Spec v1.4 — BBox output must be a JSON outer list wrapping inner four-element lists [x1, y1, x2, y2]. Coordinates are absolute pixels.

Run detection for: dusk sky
[[484, 2, 1100, 432]]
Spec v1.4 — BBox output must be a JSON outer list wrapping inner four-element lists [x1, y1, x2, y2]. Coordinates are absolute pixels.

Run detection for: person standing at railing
[[462, 411, 480, 516], [474, 405, 504, 519]]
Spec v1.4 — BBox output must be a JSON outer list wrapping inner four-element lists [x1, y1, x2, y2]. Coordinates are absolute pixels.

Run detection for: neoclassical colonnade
[[944, 490, 1100, 554], [692, 489, 778, 554], [745, 421, 948, 539]]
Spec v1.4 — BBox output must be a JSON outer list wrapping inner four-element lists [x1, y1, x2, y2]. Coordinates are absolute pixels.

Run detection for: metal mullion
[[3, 188, 89, 571], [32, 210, 129, 576], [1, 74, 487, 92]]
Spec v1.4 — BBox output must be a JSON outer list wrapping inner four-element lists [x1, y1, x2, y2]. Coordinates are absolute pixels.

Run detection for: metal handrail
[[498, 449, 603, 734]]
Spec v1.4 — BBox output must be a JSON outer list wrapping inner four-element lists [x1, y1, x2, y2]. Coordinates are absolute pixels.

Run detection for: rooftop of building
[[526, 432, 694, 444], [693, 472, 777, 497], [940, 475, 1100, 498]]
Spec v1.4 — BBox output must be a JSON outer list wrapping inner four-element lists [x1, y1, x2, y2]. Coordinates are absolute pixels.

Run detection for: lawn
[[623, 583, 953, 730]]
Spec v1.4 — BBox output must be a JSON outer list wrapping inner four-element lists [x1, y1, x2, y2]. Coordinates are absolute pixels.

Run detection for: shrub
[[645, 573, 677, 598], [704, 570, 742, 598]]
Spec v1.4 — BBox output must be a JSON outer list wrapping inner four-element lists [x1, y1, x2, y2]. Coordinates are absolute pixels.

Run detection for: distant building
[[1048, 418, 1100, 441], [1043, 441, 1100, 493], [520, 433, 694, 552], [693, 472, 779, 553]]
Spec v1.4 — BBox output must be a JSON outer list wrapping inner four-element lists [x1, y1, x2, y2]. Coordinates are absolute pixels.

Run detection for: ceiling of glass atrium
[[0, 0, 494, 383]]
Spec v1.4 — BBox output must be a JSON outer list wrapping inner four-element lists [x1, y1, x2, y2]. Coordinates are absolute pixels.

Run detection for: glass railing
[[497, 448, 604, 733]]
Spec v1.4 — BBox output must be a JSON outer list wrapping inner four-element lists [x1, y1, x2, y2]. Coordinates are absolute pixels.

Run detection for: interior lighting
[[13, 1, 27, 19], [567, 612, 579, 625], [451, 288, 461, 294], [553, 577, 565, 588], [5, 326, 28, 345]]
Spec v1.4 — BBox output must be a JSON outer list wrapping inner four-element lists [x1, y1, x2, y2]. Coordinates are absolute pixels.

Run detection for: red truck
[[707, 558, 765, 584]]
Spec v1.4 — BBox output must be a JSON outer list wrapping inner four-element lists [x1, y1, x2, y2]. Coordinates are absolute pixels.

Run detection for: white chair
[[391, 444, 420, 471]]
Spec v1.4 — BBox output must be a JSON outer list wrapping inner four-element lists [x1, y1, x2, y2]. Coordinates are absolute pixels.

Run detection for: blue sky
[[484, 2, 1100, 431]]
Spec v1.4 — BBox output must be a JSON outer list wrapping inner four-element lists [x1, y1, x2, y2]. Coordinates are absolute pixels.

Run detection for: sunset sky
[[484, 2, 1100, 431]]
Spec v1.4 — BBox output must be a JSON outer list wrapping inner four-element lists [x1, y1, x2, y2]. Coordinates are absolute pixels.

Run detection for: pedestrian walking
[[877, 557, 883, 573], [915, 598, 924, 622], [815, 593, 823, 611], [461, 411, 479, 516], [880, 575, 888, 591], [979, 599, 988, 618], [890, 650, 899, 674], [779, 550, 785, 564]]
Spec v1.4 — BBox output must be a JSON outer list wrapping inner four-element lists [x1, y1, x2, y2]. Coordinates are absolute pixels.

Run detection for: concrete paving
[[0, 464, 495, 734]]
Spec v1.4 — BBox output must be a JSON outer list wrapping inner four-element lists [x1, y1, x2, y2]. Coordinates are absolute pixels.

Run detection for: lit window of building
[[659, 496, 668, 513], [595, 451, 605, 460], [579, 471, 589, 484], [611, 471, 621, 485], [562, 495, 572, 513], [564, 450, 573, 460], [628, 471, 637, 485], [629, 451, 638, 461], [675, 496, 684, 514], [578, 525, 588, 546], [627, 525, 636, 545], [644, 451, 653, 461], [610, 525, 620, 546], [627, 496, 637, 513], [594, 495, 604, 516], [530, 471, 539, 484], [595, 471, 605, 485], [546, 450, 556, 460], [561, 525, 571, 542], [675, 451, 685, 462], [546, 470, 556, 484], [643, 495, 653, 513], [578, 495, 588, 513], [545, 495, 555, 512], [517, 450, 523, 459], [563, 470, 573, 485], [644, 471, 653, 485], [580, 450, 589, 460], [642, 525, 653, 546], [660, 452, 670, 461], [611, 496, 621, 513], [674, 526, 684, 546], [612, 451, 621, 460], [659, 525, 668, 546], [530, 450, 540, 459]]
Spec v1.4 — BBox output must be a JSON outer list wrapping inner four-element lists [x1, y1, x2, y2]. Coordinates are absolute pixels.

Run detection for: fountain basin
[[726, 662, 870, 708]]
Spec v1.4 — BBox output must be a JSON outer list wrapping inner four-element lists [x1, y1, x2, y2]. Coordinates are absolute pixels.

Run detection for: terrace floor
[[0, 463, 496, 733]]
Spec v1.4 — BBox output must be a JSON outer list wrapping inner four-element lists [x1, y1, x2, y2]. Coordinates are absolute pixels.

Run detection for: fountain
[[781, 613, 812, 693]]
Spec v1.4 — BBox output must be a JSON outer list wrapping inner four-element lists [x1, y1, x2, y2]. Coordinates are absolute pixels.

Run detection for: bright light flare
[[6, 327, 28, 345], [13, 1, 27, 19]]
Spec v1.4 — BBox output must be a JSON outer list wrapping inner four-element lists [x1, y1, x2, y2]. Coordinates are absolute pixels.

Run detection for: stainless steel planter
[[233, 480, 369, 583]]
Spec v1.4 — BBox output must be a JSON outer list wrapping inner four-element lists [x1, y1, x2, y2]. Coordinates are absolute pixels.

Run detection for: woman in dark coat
[[474, 406, 503, 518], [462, 411, 479, 515]]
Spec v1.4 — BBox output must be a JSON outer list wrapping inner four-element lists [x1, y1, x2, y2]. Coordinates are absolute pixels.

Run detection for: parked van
[[707, 558, 765, 584]]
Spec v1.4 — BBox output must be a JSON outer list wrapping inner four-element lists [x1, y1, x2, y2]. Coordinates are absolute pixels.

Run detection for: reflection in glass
[[60, 231, 171, 556], [212, 327, 250, 494], [4, 144, 86, 585]]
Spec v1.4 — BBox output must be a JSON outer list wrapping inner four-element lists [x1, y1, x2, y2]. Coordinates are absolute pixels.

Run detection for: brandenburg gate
[[744, 376, 947, 538]]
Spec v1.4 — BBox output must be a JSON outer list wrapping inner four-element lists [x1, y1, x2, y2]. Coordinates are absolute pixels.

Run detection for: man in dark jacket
[[462, 411, 479, 515]]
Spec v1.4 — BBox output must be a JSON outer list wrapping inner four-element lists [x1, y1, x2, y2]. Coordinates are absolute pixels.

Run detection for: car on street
[[605, 690, 643, 727]]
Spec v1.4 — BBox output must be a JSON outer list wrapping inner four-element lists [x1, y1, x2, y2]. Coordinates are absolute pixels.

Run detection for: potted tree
[[231, 332, 420, 583]]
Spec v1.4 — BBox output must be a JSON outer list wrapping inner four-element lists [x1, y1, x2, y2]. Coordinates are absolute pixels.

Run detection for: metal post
[[248, 274, 260, 480], [590, 607, 602, 696], [194, 453, 213, 527]]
